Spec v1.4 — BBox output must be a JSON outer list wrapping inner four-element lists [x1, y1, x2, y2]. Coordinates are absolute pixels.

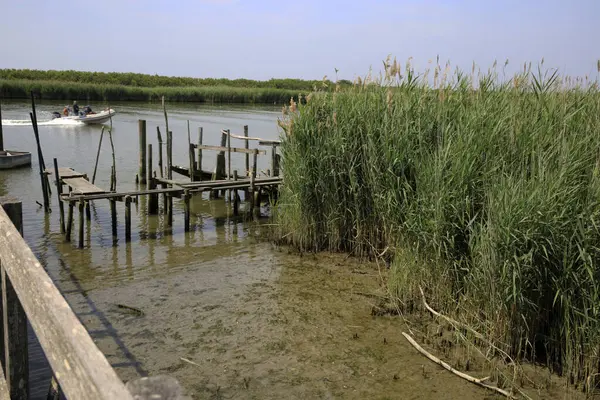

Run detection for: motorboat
[[51, 108, 117, 125]]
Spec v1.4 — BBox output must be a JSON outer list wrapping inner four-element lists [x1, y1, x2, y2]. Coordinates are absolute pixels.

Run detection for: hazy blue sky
[[0, 0, 597, 80]]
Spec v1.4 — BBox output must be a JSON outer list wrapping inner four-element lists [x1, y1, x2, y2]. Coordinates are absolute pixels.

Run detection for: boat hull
[[0, 151, 32, 169], [53, 109, 116, 125]]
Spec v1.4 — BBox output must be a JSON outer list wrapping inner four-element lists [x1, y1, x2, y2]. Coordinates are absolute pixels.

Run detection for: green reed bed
[[276, 60, 600, 387], [0, 79, 304, 104]]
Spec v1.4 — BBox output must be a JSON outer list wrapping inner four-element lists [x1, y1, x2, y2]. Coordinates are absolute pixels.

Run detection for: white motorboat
[[51, 108, 117, 125]]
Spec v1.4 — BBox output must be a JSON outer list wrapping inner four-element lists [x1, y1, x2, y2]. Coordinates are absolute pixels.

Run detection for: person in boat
[[72, 101, 79, 116], [62, 106, 69, 116], [83, 105, 94, 115]]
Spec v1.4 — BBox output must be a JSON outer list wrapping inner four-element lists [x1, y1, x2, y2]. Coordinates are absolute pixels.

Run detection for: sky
[[0, 0, 598, 81]]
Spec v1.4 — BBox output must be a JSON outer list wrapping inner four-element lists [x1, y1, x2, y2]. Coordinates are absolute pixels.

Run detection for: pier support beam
[[183, 190, 190, 232], [78, 200, 84, 248], [125, 196, 132, 242]]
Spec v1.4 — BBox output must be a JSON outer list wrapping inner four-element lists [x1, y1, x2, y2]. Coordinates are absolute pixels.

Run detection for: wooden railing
[[0, 197, 182, 399]]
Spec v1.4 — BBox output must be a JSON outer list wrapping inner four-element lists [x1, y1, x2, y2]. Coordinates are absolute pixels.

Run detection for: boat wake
[[1, 119, 85, 127]]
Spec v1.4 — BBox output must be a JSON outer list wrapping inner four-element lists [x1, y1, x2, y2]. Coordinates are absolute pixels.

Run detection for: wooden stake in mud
[[183, 190, 190, 232], [167, 194, 173, 227], [148, 144, 159, 215], [197, 127, 203, 178], [65, 201, 74, 241], [125, 195, 132, 242], [157, 127, 164, 178], [138, 120, 147, 185], [78, 200, 84, 248], [53, 158, 65, 234]]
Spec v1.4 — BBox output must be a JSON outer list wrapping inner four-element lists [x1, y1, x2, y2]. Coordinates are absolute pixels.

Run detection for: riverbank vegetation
[[0, 68, 352, 103], [276, 58, 600, 392]]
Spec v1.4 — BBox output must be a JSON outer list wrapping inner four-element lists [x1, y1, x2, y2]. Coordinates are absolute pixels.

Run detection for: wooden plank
[[0, 199, 28, 400], [62, 178, 105, 195], [61, 188, 184, 202], [44, 168, 86, 179], [221, 129, 281, 145], [0, 203, 134, 400], [196, 145, 266, 155]]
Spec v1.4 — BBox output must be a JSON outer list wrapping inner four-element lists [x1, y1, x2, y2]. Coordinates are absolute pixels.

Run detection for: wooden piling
[[138, 120, 147, 185], [53, 158, 65, 234], [0, 199, 29, 400], [183, 190, 190, 232], [125, 196, 132, 242], [148, 144, 159, 215], [85, 201, 91, 221], [197, 127, 203, 179], [65, 202, 74, 241], [188, 143, 196, 183], [167, 194, 173, 227], [227, 129, 231, 201], [0, 102, 4, 151], [244, 125, 249, 198], [157, 127, 164, 178], [78, 200, 84, 248], [271, 144, 279, 177], [30, 112, 50, 212], [233, 170, 240, 216], [167, 130, 173, 180], [110, 199, 117, 238]]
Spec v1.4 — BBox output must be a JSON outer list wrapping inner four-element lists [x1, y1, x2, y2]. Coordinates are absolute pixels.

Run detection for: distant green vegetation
[[0, 79, 302, 104], [0, 69, 353, 103], [277, 59, 600, 389]]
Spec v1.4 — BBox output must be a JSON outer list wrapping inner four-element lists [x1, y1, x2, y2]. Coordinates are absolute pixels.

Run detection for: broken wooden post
[[53, 158, 65, 234], [125, 196, 132, 242], [244, 125, 249, 199], [65, 201, 74, 242], [30, 112, 50, 213], [183, 190, 190, 232], [78, 199, 84, 249], [0, 198, 29, 400], [167, 130, 173, 180], [197, 127, 203, 179], [138, 120, 147, 185]]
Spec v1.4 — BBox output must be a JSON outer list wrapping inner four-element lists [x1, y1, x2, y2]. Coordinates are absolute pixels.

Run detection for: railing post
[[0, 197, 29, 399]]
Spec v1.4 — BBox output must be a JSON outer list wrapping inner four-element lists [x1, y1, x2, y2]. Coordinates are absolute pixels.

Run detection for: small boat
[[51, 108, 117, 125], [0, 150, 32, 169]]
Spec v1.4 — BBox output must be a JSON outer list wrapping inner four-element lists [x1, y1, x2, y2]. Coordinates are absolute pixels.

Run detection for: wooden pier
[[40, 120, 283, 249]]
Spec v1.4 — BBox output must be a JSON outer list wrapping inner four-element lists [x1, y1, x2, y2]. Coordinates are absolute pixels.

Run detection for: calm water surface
[[0, 101, 493, 400]]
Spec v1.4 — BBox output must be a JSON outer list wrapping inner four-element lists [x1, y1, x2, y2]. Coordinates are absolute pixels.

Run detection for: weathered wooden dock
[[38, 120, 283, 249]]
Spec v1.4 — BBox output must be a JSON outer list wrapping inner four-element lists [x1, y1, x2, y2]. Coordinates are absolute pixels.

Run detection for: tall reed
[[276, 59, 600, 386]]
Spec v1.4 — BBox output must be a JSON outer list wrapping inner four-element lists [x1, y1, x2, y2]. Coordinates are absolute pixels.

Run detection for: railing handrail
[[0, 202, 133, 399]]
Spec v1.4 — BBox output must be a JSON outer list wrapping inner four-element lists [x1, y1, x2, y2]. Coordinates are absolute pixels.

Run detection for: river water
[[0, 100, 503, 399]]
